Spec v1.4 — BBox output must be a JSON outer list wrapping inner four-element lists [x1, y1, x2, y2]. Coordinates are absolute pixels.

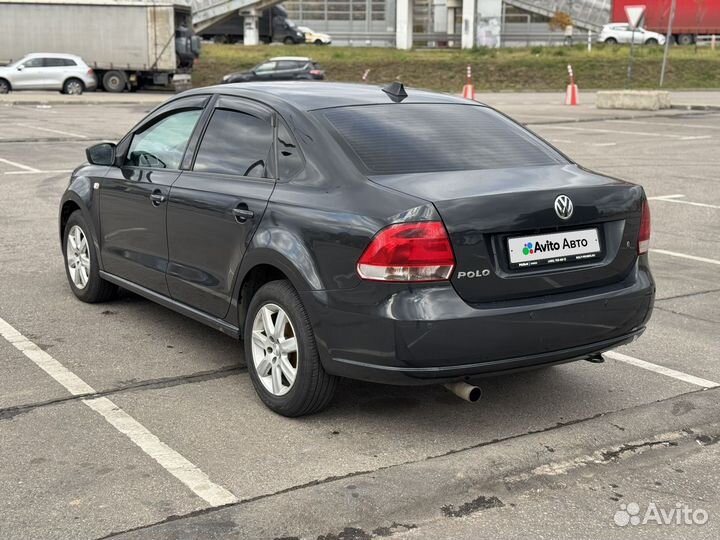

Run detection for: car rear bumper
[[300, 258, 654, 385]]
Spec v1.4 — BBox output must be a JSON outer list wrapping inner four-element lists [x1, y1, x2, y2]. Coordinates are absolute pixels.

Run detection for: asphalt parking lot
[[1, 96, 719, 539]]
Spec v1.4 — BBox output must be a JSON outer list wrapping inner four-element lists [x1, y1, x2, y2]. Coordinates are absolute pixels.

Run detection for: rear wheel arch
[[237, 263, 296, 335], [62, 77, 84, 95]]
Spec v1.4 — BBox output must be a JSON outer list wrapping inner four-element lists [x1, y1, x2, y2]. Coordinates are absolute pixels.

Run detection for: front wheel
[[283, 36, 295, 45], [604, 37, 618, 44], [0, 78, 10, 94], [244, 280, 337, 416], [645, 38, 659, 45], [63, 211, 117, 303]]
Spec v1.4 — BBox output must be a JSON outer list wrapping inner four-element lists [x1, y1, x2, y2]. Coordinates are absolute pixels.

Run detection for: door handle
[[150, 190, 166, 206], [232, 206, 254, 223]]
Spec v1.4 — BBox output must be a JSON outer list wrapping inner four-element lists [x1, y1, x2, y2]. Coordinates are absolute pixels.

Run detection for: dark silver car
[[0, 53, 97, 94]]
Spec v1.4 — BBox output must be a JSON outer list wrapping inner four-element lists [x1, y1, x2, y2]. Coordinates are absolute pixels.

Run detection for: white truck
[[0, 0, 201, 91]]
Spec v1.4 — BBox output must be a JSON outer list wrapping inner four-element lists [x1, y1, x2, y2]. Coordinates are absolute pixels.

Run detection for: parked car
[[221, 57, 325, 83], [0, 53, 96, 94], [297, 26, 332, 45], [60, 82, 654, 417], [599, 23, 666, 45]]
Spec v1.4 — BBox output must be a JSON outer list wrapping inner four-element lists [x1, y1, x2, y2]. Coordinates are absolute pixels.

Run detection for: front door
[[166, 96, 276, 318], [12, 57, 46, 89], [99, 104, 204, 294]]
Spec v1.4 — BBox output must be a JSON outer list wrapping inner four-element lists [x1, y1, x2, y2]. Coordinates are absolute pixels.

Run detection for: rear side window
[[320, 104, 565, 175], [277, 61, 299, 70], [277, 122, 303, 179], [193, 108, 273, 178]]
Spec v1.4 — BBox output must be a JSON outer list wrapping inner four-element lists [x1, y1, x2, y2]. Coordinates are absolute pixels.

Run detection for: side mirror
[[17, 65, 24, 71], [86, 142, 116, 166]]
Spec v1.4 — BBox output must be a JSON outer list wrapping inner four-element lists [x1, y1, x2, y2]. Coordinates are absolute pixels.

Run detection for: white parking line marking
[[593, 142, 618, 147], [648, 194, 685, 200], [609, 119, 720, 131], [605, 351, 720, 389], [0, 157, 40, 173], [17, 123, 88, 139], [3, 169, 72, 175], [84, 396, 238, 507], [0, 316, 238, 508], [680, 135, 713, 141], [650, 249, 720, 266], [649, 195, 720, 210], [540, 125, 681, 139]]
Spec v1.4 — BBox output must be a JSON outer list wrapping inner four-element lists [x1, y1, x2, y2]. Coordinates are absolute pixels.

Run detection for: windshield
[[319, 104, 566, 175]]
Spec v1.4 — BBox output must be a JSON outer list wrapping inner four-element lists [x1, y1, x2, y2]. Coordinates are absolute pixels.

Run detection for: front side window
[[126, 109, 201, 169], [193, 108, 273, 178], [255, 62, 276, 73], [23, 58, 43, 68]]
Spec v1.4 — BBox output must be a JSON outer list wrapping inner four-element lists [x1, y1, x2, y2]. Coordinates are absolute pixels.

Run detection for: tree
[[549, 11, 573, 32]]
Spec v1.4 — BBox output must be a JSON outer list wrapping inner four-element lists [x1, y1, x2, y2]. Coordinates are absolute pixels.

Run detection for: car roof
[[193, 82, 481, 112], [24, 52, 83, 60], [269, 56, 311, 62]]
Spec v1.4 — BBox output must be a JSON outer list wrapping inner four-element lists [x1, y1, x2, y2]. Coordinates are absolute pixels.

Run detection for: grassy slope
[[194, 43, 720, 92]]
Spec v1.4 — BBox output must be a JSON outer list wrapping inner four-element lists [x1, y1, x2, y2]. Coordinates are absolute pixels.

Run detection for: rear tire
[[63, 211, 117, 303], [0, 78, 10, 94], [314, 39, 323, 45], [62, 78, 84, 95], [102, 70, 126, 93], [677, 34, 694, 46], [284, 36, 295, 45], [604, 37, 618, 44], [244, 280, 337, 417]]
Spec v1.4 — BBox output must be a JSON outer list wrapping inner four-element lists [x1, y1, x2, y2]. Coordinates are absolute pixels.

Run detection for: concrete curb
[[110, 387, 720, 540]]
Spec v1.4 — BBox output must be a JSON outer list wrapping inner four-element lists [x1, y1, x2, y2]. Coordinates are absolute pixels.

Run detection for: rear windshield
[[320, 104, 565, 175]]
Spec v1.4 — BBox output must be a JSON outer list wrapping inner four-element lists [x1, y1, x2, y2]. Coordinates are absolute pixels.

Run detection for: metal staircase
[[192, 0, 280, 32], [503, 0, 611, 32]]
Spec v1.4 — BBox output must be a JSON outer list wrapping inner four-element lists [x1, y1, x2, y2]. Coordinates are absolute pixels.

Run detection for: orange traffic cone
[[462, 65, 475, 100], [565, 64, 579, 106]]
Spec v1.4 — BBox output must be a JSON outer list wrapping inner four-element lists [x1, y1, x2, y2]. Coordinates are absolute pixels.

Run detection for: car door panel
[[166, 98, 276, 318], [99, 102, 206, 295], [100, 168, 180, 294], [166, 174, 274, 317]]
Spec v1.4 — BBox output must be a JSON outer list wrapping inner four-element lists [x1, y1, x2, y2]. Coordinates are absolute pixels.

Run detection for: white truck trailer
[[0, 0, 200, 91]]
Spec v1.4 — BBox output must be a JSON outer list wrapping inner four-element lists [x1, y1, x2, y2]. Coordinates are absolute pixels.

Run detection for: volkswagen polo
[[59, 82, 654, 416]]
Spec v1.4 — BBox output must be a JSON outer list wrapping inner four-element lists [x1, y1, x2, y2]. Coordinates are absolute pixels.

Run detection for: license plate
[[507, 228, 601, 268]]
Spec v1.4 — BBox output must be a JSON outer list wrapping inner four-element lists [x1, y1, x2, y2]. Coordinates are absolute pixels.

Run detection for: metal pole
[[660, 0, 677, 87], [627, 28, 636, 88]]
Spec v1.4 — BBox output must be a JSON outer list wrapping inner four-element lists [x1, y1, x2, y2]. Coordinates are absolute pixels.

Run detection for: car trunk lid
[[370, 164, 644, 304]]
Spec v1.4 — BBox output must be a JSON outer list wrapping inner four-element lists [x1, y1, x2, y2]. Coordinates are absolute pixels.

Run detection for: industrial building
[[193, 0, 612, 48]]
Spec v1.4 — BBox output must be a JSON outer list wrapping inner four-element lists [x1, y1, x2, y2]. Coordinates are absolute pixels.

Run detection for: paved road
[[0, 96, 718, 540]]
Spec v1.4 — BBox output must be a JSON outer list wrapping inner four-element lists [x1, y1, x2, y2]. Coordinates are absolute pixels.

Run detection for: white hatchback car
[[599, 24, 666, 45], [0, 53, 97, 95]]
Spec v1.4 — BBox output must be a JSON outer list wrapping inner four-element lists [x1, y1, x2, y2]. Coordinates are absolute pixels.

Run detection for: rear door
[[44, 57, 72, 90], [99, 96, 207, 294], [166, 96, 276, 318]]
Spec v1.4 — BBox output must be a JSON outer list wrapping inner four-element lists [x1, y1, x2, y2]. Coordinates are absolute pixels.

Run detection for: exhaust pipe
[[586, 353, 606, 364], [444, 382, 482, 403]]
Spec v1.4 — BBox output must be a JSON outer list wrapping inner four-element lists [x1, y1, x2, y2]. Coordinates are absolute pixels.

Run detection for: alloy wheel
[[251, 303, 299, 396], [66, 225, 90, 289], [66, 81, 83, 95]]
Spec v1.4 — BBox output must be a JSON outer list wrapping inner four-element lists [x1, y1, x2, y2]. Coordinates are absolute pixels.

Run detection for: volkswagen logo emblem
[[554, 195, 574, 220]]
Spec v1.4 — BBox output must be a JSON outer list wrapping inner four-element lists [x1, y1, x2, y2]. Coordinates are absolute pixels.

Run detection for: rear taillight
[[309, 69, 323, 76], [357, 221, 455, 282], [638, 199, 651, 255], [87, 68, 94, 76]]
